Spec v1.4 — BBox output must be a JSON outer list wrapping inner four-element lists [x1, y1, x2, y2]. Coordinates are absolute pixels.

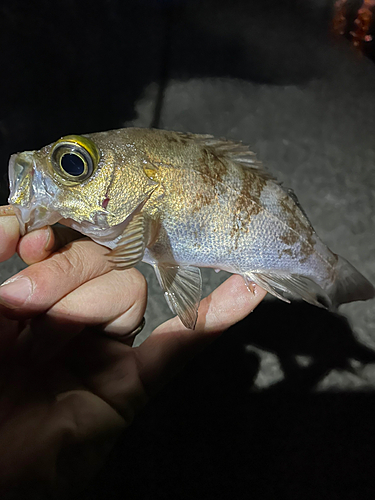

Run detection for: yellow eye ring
[[50, 135, 100, 184]]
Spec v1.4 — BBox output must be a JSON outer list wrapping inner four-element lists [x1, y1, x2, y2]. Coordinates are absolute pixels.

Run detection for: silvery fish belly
[[8, 128, 375, 328]]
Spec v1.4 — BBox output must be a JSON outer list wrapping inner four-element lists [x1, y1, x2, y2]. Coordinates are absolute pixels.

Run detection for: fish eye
[[53, 146, 92, 179], [50, 135, 100, 184], [61, 153, 86, 176]]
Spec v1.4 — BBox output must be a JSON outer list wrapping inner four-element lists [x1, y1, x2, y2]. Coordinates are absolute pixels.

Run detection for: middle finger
[[0, 239, 112, 317], [29, 267, 147, 360]]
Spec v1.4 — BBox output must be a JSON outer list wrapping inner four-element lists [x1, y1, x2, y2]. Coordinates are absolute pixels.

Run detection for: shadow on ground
[[81, 301, 375, 500]]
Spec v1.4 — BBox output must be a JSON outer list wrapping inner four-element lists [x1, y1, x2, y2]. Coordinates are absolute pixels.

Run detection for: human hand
[[0, 207, 266, 497]]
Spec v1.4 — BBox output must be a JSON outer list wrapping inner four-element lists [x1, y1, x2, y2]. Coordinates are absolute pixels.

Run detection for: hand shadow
[[242, 300, 375, 392], [81, 301, 375, 500]]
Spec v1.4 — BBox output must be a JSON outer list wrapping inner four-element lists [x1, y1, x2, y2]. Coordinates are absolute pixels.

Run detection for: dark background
[[0, 0, 343, 196], [1, 1, 375, 498]]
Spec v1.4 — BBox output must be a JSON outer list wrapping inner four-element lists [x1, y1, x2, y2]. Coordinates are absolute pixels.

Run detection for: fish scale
[[7, 127, 375, 328]]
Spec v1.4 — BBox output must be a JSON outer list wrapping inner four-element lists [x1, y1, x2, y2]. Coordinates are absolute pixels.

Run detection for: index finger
[[0, 206, 19, 262], [0, 238, 112, 317], [0, 205, 82, 266]]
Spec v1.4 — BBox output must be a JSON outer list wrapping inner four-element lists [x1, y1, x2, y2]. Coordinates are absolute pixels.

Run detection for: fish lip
[[8, 154, 17, 193], [8, 152, 35, 235], [8, 152, 33, 200], [8, 151, 62, 234]]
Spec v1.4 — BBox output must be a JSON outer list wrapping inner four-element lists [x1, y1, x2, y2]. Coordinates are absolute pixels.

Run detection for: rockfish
[[7, 128, 374, 328]]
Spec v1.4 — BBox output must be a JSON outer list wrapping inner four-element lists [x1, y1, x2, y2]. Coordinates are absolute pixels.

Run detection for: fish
[[7, 127, 375, 328]]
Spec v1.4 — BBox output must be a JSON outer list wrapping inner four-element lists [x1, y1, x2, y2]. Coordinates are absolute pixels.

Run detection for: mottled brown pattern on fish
[[190, 147, 228, 214], [278, 194, 316, 263], [279, 247, 294, 258], [192, 190, 218, 214], [198, 148, 228, 185], [230, 167, 267, 249]]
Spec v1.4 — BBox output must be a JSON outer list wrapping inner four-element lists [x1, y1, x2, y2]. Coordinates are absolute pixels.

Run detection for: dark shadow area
[[0, 0, 165, 201], [0, 0, 336, 203], [167, 0, 331, 86], [81, 301, 375, 500]]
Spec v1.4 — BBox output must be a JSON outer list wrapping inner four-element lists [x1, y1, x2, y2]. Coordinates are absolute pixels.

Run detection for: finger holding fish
[[0, 207, 19, 262], [0, 238, 113, 317], [28, 266, 147, 361], [0, 205, 82, 265], [0, 210, 147, 358], [18, 224, 83, 265]]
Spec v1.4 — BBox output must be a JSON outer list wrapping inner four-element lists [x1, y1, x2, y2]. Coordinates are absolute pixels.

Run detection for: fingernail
[[26, 227, 51, 251], [0, 276, 33, 308], [43, 227, 53, 252]]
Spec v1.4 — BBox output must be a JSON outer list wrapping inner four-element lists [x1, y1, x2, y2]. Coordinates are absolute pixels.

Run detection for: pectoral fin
[[107, 212, 146, 270], [154, 264, 202, 329]]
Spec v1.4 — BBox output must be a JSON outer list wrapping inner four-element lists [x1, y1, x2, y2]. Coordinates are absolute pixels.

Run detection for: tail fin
[[327, 256, 375, 308]]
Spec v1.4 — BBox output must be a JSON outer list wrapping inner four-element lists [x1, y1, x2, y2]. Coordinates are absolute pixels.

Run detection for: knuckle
[[47, 244, 92, 280], [48, 250, 78, 277], [127, 269, 147, 300], [110, 269, 147, 315], [51, 297, 75, 318]]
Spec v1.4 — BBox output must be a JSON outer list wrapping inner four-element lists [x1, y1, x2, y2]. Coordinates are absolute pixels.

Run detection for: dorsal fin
[[187, 134, 316, 224], [174, 131, 275, 182]]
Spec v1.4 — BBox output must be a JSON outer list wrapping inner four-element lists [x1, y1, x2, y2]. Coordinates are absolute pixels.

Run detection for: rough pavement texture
[[1, 1, 375, 498]]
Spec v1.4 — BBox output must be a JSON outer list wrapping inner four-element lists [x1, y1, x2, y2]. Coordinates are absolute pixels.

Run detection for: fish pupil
[[61, 153, 85, 176]]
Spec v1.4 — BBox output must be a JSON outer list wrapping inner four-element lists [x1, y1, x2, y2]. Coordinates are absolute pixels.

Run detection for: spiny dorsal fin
[[175, 131, 276, 182]]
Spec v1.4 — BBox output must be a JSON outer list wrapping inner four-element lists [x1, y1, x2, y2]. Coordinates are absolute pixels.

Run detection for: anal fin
[[154, 264, 202, 329], [243, 271, 329, 308]]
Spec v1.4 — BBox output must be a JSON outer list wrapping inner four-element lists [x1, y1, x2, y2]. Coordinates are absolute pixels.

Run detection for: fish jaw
[[8, 152, 62, 235], [59, 194, 156, 251], [60, 216, 133, 249]]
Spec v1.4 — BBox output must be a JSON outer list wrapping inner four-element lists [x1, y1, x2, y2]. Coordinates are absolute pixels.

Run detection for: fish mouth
[[12, 205, 63, 236], [8, 152, 62, 234], [8, 152, 34, 205]]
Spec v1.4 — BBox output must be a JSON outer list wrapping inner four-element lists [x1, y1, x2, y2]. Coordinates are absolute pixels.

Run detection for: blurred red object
[[333, 0, 375, 49], [332, 0, 347, 36]]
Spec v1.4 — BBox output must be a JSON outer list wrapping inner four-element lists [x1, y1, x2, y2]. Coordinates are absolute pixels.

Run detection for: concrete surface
[[1, 1, 375, 498]]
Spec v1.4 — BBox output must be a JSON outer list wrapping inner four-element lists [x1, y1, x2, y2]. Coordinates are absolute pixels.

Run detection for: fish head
[[8, 131, 159, 243]]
